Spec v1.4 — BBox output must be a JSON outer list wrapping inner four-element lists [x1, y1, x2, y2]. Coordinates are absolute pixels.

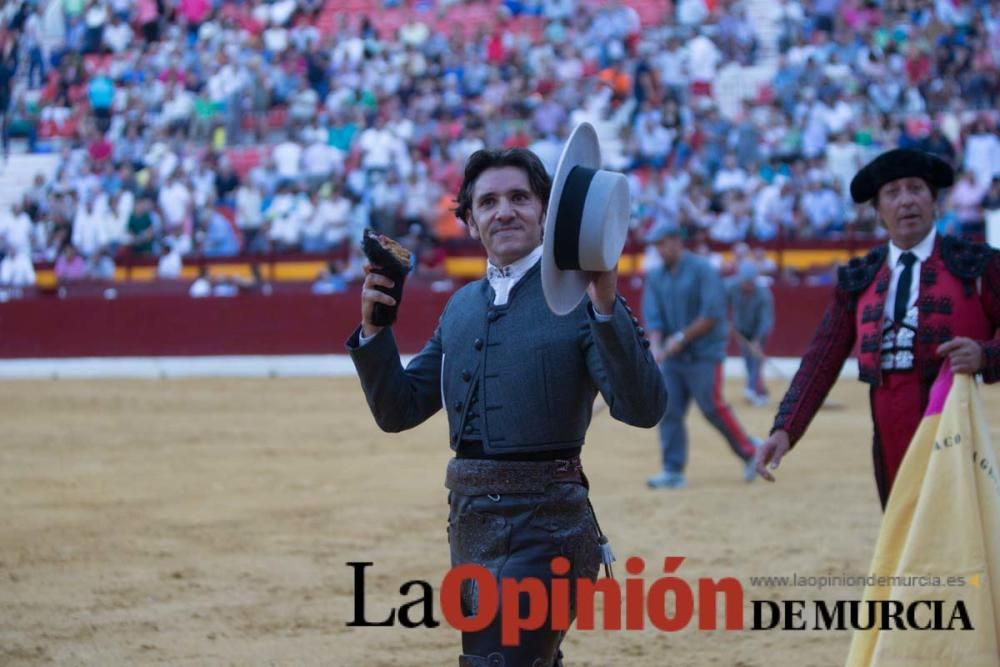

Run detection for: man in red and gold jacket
[[755, 148, 1000, 508]]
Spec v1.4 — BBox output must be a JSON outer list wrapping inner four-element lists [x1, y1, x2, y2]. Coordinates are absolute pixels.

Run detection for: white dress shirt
[[486, 245, 542, 306], [883, 228, 936, 322], [487, 245, 612, 319]]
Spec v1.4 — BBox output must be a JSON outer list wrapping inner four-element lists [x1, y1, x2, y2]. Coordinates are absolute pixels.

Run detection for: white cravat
[[486, 245, 542, 306], [884, 228, 936, 322]]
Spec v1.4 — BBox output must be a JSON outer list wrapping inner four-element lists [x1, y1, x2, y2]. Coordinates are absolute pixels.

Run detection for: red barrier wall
[[0, 282, 834, 359]]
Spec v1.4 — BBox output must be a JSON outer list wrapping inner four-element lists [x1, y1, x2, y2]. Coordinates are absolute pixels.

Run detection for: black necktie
[[894, 252, 917, 323]]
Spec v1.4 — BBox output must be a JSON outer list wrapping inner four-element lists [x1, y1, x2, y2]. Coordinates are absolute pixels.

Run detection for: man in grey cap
[[727, 260, 775, 406], [642, 221, 760, 489]]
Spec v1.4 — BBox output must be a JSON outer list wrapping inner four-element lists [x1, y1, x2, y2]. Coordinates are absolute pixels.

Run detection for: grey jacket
[[347, 262, 666, 455]]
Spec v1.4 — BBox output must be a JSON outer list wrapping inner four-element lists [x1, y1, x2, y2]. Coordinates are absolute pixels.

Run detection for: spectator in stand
[[89, 246, 116, 280], [162, 81, 196, 134], [399, 167, 434, 229], [249, 155, 280, 200], [356, 115, 403, 172], [751, 179, 785, 241], [697, 104, 732, 176], [106, 190, 132, 248], [272, 133, 304, 183], [711, 190, 752, 243], [102, 12, 131, 54], [157, 244, 182, 279], [54, 243, 88, 282], [235, 179, 265, 253], [87, 70, 114, 133], [202, 208, 241, 258], [2, 203, 33, 256], [115, 124, 147, 171], [369, 169, 405, 235], [298, 189, 326, 253], [948, 169, 991, 241], [289, 78, 320, 126], [327, 183, 355, 245], [87, 128, 113, 166], [82, 0, 108, 54], [0, 31, 17, 161], [800, 174, 844, 237], [963, 119, 1000, 187], [214, 157, 240, 206], [71, 195, 110, 258], [266, 182, 303, 252], [825, 132, 864, 200], [713, 153, 751, 194], [632, 112, 673, 169], [0, 243, 35, 287], [302, 132, 338, 187], [686, 31, 723, 97], [679, 178, 714, 234], [21, 4, 45, 89], [190, 159, 218, 211], [158, 170, 193, 236], [126, 197, 158, 256]]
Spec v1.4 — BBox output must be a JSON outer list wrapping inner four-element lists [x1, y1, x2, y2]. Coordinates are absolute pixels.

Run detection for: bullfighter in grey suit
[[347, 146, 666, 666]]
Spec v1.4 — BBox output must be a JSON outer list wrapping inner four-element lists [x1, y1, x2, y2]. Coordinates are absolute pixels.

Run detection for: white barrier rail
[[0, 356, 860, 380]]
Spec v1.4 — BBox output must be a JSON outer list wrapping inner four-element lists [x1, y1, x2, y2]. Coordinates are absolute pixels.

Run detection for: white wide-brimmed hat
[[542, 122, 630, 315]]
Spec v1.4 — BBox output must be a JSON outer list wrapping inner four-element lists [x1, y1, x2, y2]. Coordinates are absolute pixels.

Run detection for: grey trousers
[[658, 358, 756, 473]]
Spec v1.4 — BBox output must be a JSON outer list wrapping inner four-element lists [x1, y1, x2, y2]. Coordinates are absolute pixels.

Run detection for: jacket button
[[464, 424, 473, 433], [632, 316, 640, 324], [637, 327, 645, 336], [488, 311, 499, 322], [454, 400, 463, 411], [474, 338, 483, 350], [620, 296, 628, 305], [462, 370, 471, 381], [642, 338, 651, 348]]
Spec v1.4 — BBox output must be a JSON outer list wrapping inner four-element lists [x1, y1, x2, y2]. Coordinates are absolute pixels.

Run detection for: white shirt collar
[[486, 245, 542, 305], [888, 227, 936, 267], [486, 245, 542, 284]]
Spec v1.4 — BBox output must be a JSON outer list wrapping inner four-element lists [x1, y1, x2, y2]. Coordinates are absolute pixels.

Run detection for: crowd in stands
[[0, 0, 999, 289]]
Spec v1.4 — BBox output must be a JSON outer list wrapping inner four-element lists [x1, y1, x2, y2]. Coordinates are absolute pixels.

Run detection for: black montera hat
[[849, 148, 954, 204]]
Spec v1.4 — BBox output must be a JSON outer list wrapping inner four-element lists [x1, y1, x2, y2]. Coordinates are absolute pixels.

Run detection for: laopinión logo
[[346, 556, 975, 645]]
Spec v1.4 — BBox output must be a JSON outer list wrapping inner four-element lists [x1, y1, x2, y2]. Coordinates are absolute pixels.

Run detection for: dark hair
[[454, 148, 552, 224]]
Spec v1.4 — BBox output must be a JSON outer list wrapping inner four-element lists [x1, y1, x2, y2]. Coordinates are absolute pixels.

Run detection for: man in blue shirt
[[642, 222, 759, 489]]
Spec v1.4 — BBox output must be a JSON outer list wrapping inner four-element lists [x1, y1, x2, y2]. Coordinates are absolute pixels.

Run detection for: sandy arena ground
[[2, 375, 998, 666]]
